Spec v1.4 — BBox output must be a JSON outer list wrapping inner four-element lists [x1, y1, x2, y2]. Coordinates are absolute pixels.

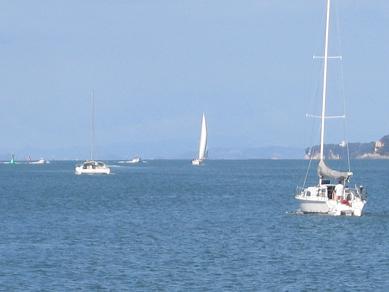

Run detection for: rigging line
[[302, 57, 321, 187], [302, 112, 321, 188], [301, 1, 327, 187], [302, 59, 323, 187], [335, 0, 352, 172], [303, 124, 322, 188], [342, 59, 352, 172], [303, 148, 313, 188]]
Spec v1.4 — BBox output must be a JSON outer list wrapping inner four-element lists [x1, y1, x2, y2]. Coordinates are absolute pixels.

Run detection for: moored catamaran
[[295, 0, 367, 216], [75, 92, 110, 175]]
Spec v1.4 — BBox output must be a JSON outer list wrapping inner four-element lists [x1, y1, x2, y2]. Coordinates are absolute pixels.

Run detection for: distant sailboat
[[75, 92, 110, 175], [192, 113, 207, 166], [294, 0, 366, 216], [128, 156, 142, 164]]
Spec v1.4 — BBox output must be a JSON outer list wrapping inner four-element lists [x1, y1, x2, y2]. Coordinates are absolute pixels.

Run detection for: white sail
[[197, 113, 207, 160]]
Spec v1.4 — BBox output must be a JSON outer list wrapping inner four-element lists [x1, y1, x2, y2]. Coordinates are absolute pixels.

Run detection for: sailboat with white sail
[[75, 92, 110, 175], [295, 0, 366, 216], [192, 113, 207, 166]]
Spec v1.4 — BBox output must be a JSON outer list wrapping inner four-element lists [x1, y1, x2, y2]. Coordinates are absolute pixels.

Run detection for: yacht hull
[[191, 159, 203, 166], [128, 158, 141, 164], [298, 199, 329, 214], [296, 196, 365, 216], [30, 159, 47, 165]]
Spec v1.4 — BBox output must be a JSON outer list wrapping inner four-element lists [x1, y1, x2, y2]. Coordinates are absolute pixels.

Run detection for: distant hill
[[306, 135, 389, 159], [209, 146, 304, 159], [3, 135, 389, 160]]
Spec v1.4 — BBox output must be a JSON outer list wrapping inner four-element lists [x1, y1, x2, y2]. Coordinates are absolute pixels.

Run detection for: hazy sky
[[0, 0, 388, 159]]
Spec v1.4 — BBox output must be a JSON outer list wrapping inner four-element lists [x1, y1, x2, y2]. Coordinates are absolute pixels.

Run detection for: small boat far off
[[75, 160, 110, 175], [192, 113, 208, 166], [118, 156, 142, 164], [128, 156, 141, 164], [75, 91, 110, 175], [28, 156, 50, 164]]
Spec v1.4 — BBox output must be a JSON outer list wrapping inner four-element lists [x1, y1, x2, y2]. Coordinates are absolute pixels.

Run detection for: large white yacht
[[294, 0, 366, 216]]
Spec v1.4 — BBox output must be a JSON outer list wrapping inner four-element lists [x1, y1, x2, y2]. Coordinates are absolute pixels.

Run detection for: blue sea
[[1, 160, 388, 291]]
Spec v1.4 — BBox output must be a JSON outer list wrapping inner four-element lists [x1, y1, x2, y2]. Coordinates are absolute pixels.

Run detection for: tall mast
[[320, 0, 331, 162], [90, 91, 95, 161]]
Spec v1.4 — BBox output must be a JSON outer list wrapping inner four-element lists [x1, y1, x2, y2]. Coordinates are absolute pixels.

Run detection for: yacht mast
[[90, 91, 95, 161], [320, 0, 331, 162]]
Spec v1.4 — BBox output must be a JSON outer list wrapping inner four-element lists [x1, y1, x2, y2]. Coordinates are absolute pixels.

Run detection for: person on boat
[[334, 182, 344, 201]]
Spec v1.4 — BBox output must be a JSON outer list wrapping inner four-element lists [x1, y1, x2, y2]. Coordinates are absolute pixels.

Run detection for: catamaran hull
[[75, 167, 110, 175]]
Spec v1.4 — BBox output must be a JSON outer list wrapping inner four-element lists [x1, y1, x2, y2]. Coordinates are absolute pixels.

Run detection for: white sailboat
[[295, 0, 366, 216], [192, 113, 207, 166], [128, 156, 141, 164], [75, 92, 110, 175]]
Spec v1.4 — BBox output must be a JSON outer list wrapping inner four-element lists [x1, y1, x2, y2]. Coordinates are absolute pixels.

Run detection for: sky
[[0, 0, 389, 159]]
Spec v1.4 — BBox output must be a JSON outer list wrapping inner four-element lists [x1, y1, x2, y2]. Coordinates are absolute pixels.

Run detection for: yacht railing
[[354, 185, 368, 201], [295, 186, 304, 196]]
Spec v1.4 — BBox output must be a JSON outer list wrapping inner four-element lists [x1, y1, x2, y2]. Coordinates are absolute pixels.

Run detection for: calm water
[[0, 160, 388, 291]]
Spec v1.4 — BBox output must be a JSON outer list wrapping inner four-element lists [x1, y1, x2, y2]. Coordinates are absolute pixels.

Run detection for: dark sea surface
[[1, 160, 388, 291]]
